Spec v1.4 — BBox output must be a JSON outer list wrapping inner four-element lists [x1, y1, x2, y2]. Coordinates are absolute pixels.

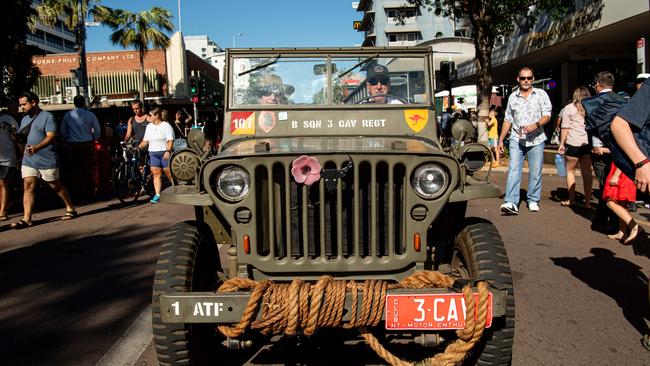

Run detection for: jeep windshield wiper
[[238, 54, 280, 76], [337, 53, 379, 78]]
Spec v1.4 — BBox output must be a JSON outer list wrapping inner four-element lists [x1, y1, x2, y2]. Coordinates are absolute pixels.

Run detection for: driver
[[256, 74, 295, 105], [363, 64, 403, 104]]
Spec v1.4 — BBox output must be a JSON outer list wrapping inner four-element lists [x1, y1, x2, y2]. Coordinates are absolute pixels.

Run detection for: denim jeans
[[504, 140, 545, 205]]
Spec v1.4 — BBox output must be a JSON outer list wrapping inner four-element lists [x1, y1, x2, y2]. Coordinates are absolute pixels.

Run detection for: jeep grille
[[254, 157, 407, 262]]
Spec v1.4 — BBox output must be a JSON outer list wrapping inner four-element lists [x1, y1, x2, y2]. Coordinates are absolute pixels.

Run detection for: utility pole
[[76, 0, 90, 106]]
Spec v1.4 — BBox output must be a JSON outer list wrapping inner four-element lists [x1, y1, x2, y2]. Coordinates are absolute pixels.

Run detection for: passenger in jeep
[[363, 64, 403, 104]]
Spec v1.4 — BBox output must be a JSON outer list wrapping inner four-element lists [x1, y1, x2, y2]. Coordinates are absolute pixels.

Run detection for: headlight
[[411, 163, 449, 199], [216, 166, 250, 202]]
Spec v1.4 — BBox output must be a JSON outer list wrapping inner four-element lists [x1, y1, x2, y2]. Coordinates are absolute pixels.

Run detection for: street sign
[[85, 21, 101, 27], [353, 21, 361, 30]]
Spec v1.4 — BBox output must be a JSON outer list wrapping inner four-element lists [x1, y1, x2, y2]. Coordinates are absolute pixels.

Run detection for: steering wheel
[[357, 93, 407, 104]]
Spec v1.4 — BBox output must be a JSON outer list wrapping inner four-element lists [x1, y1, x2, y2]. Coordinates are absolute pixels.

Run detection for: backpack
[[582, 91, 628, 145], [582, 91, 645, 179]]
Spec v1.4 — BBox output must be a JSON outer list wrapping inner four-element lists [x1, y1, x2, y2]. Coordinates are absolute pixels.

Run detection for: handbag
[[173, 137, 188, 150]]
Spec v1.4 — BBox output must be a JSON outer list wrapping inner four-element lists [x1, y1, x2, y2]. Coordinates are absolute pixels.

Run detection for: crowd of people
[[0, 94, 193, 229], [495, 66, 650, 245]]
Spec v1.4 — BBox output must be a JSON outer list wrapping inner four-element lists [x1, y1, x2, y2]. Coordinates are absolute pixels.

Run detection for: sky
[[86, 0, 364, 52]]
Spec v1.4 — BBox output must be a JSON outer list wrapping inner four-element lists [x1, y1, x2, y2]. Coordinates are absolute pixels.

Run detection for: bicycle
[[112, 142, 154, 204]]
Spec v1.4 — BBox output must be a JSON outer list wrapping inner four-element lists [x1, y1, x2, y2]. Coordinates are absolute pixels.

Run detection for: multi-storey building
[[27, 0, 77, 54], [184, 35, 225, 82]]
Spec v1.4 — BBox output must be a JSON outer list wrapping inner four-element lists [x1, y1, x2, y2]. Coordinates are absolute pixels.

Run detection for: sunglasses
[[518, 76, 534, 81], [368, 77, 389, 86]]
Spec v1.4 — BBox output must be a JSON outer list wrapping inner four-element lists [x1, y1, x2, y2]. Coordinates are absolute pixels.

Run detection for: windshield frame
[[225, 47, 434, 110]]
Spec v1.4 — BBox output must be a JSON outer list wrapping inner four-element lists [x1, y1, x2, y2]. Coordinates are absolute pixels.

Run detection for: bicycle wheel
[[142, 163, 155, 198], [112, 161, 142, 203]]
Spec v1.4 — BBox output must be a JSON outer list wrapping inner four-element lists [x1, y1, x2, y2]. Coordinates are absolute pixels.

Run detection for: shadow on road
[[551, 248, 650, 336], [0, 224, 166, 365]]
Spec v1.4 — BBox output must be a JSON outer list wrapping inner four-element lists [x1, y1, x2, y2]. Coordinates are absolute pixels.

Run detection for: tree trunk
[[139, 50, 145, 103], [471, 4, 494, 144]]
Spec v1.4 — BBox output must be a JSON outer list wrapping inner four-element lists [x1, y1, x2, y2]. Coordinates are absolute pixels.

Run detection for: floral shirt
[[504, 87, 552, 146]]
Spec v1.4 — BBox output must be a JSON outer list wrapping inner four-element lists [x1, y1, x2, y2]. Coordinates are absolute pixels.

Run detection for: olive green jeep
[[154, 47, 514, 365]]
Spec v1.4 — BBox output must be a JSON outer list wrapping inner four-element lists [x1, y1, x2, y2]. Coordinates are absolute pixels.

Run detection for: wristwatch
[[634, 158, 650, 169]]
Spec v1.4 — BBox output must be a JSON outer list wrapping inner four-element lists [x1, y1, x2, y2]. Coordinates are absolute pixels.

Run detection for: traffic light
[[440, 61, 456, 84], [189, 76, 199, 103], [199, 77, 208, 106]]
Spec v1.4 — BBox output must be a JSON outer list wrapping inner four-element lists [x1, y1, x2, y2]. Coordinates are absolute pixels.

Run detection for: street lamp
[[232, 32, 244, 48]]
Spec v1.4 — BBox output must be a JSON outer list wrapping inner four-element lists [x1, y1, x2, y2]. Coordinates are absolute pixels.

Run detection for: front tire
[[452, 221, 515, 366], [112, 162, 142, 203], [152, 221, 223, 365]]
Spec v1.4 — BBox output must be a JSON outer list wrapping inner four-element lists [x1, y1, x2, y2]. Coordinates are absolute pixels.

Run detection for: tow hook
[[414, 333, 444, 348], [223, 337, 253, 349]]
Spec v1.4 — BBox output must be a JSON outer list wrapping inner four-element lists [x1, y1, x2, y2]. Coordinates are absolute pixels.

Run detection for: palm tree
[[103, 7, 174, 102], [36, 0, 114, 100]]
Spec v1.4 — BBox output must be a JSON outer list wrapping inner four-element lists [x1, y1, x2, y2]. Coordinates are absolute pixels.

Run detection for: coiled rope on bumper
[[215, 271, 489, 366]]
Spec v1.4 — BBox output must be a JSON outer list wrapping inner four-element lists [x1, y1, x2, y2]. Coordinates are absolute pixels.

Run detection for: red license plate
[[385, 293, 493, 330]]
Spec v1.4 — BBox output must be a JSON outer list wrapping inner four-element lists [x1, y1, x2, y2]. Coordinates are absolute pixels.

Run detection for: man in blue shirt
[[10, 92, 77, 229], [61, 95, 101, 200]]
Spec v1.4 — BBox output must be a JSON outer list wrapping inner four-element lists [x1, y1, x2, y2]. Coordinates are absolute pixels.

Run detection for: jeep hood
[[217, 137, 442, 157]]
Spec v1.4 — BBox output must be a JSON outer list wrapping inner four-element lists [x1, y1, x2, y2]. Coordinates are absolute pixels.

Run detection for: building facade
[[455, 0, 650, 110], [184, 35, 226, 82], [27, 0, 77, 54], [355, 0, 469, 47]]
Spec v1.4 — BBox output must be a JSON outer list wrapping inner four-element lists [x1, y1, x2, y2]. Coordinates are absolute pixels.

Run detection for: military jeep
[[154, 47, 514, 365]]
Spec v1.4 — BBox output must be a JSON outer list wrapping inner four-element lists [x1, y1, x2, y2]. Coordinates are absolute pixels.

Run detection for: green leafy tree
[[37, 0, 115, 100], [102, 7, 174, 102], [403, 0, 571, 123], [0, 0, 42, 106]]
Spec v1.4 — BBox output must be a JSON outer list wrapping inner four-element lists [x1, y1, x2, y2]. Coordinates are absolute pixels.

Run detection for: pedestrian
[[584, 71, 620, 232], [486, 106, 500, 167], [10, 92, 77, 229], [558, 86, 593, 208], [498, 66, 552, 214], [0, 105, 19, 221], [124, 99, 149, 147], [138, 107, 174, 204], [173, 109, 193, 138], [60, 95, 101, 200], [602, 163, 640, 243]]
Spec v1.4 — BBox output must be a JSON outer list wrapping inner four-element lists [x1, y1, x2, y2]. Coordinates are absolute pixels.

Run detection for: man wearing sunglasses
[[498, 67, 552, 215], [362, 64, 403, 104]]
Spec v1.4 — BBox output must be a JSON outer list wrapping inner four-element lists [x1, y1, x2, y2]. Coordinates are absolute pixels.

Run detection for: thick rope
[[215, 271, 490, 365]]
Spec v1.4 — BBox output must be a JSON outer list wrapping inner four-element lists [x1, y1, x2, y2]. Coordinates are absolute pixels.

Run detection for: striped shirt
[[504, 87, 552, 146]]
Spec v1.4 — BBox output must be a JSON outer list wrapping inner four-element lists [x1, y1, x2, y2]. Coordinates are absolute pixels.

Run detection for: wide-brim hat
[[256, 74, 295, 97], [636, 73, 650, 83]]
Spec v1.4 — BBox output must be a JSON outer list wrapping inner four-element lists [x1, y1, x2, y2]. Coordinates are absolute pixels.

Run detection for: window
[[387, 32, 420, 43], [435, 32, 444, 38], [387, 8, 415, 18], [201, 47, 206, 52]]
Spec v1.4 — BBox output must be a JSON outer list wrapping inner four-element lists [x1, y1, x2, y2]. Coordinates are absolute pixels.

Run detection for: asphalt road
[[1, 171, 649, 365]]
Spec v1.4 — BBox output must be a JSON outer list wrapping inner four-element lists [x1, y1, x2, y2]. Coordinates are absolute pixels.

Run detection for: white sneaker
[[500, 202, 518, 215], [528, 201, 540, 212]]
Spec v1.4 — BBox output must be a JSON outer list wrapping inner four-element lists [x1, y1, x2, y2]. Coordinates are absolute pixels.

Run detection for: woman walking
[[558, 86, 593, 208], [138, 108, 174, 203], [603, 164, 643, 243]]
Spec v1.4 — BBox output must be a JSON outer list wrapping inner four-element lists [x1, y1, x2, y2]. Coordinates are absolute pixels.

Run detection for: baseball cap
[[367, 64, 389, 81], [636, 73, 650, 83]]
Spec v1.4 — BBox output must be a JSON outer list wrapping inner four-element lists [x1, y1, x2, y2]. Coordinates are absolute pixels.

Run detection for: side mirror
[[313, 63, 337, 75]]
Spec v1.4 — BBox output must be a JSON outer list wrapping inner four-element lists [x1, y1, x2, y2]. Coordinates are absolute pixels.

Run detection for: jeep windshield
[[223, 48, 436, 143], [229, 49, 430, 106]]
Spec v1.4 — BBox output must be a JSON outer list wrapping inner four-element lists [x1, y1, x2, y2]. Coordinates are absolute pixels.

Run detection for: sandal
[[623, 223, 645, 244], [561, 200, 575, 207], [607, 231, 625, 241], [10, 219, 32, 229], [0, 215, 8, 221], [61, 210, 78, 221]]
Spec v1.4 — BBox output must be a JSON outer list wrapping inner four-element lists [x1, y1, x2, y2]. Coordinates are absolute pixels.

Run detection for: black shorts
[[565, 144, 591, 158], [0, 165, 17, 180]]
